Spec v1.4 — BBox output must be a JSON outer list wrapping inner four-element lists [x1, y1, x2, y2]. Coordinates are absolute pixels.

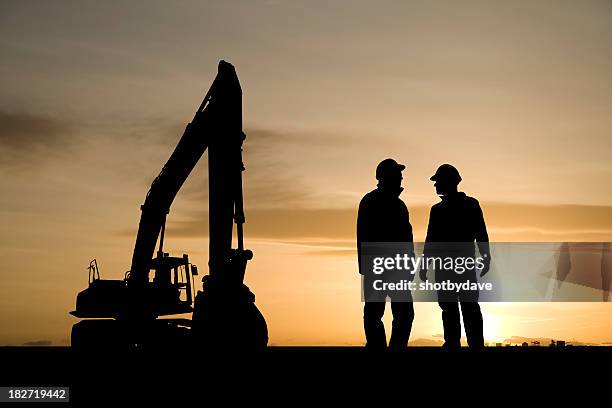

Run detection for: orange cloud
[[164, 203, 612, 242]]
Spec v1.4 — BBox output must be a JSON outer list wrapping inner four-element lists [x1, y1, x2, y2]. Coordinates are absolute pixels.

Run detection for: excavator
[[70, 60, 268, 350]]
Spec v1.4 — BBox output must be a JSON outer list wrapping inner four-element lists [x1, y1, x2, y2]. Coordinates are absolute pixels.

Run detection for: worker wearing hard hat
[[421, 164, 491, 349], [357, 158, 415, 350]]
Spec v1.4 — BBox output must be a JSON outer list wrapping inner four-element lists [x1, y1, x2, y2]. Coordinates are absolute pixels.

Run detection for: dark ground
[[0, 346, 609, 405]]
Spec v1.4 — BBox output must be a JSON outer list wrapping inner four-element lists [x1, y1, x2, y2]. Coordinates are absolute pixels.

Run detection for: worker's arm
[[356, 198, 369, 275], [400, 201, 415, 263], [473, 200, 491, 276], [420, 206, 436, 281], [402, 202, 414, 253]]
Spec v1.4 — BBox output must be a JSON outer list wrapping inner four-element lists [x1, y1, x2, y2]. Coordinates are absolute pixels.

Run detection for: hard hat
[[376, 158, 406, 180], [430, 164, 461, 184]]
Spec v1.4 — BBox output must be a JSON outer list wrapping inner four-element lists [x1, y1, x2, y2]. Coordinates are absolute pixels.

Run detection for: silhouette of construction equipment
[[70, 61, 268, 350]]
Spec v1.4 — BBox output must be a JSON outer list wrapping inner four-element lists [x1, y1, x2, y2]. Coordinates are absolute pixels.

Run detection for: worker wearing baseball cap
[[421, 164, 491, 349], [357, 158, 415, 350]]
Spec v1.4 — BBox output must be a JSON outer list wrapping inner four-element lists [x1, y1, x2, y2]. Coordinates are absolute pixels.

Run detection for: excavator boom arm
[[129, 60, 244, 285]]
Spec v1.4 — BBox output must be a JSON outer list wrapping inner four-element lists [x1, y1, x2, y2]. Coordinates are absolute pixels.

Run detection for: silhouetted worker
[[357, 158, 414, 350], [420, 164, 490, 349]]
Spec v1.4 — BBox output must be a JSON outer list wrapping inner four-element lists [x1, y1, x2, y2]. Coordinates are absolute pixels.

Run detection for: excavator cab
[[71, 253, 196, 320], [148, 252, 196, 315]]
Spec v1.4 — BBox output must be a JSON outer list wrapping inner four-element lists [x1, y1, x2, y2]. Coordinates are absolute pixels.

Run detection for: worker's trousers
[[364, 300, 414, 350], [436, 267, 484, 349], [438, 301, 484, 349]]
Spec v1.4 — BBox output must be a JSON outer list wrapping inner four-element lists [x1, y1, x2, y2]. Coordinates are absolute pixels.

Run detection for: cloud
[[0, 107, 318, 209], [143, 124, 396, 209], [164, 127, 329, 208], [0, 110, 71, 149], [301, 248, 355, 257], [233, 128, 314, 208], [164, 203, 612, 242], [169, 208, 357, 239], [0, 110, 75, 167], [22, 340, 53, 346]]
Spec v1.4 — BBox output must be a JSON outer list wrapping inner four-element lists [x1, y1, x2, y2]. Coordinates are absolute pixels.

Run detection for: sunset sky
[[1, 0, 611, 346]]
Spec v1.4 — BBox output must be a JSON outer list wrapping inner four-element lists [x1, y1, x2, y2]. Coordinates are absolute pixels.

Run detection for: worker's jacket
[[357, 186, 414, 275], [424, 192, 490, 259]]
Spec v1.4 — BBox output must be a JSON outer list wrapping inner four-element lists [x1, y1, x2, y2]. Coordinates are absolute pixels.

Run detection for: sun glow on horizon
[[483, 314, 503, 343]]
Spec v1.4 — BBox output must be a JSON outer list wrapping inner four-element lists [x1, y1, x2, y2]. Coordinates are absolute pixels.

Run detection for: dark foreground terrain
[[0, 346, 609, 405]]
